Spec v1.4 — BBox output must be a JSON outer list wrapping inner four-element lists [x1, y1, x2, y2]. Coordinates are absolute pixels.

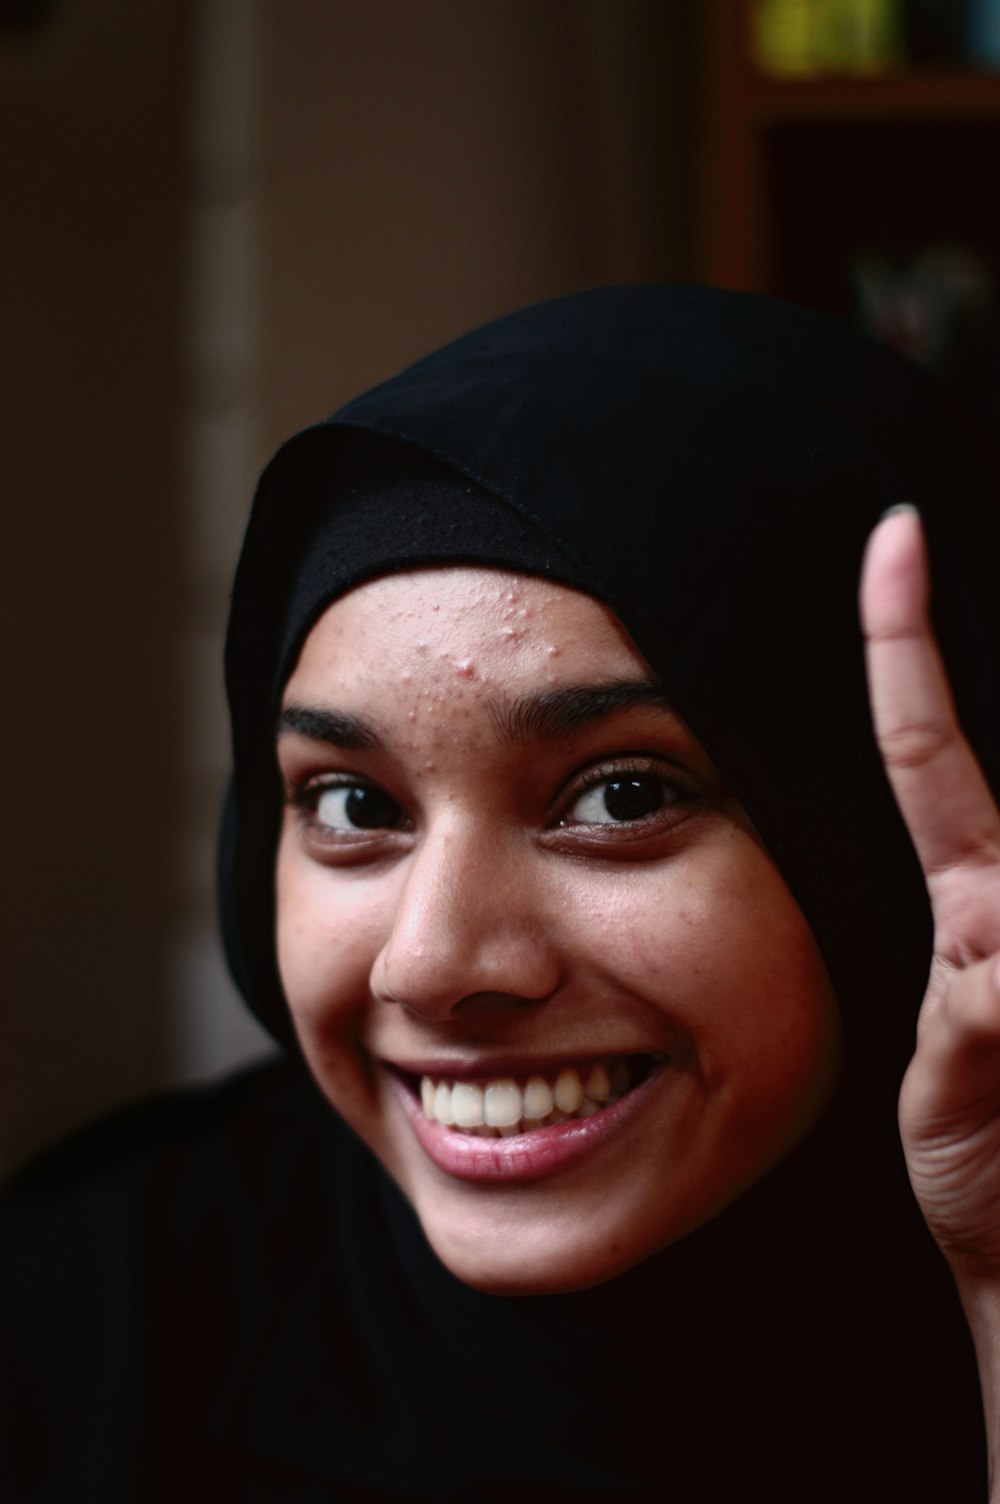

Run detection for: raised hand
[[862, 505, 1000, 1274], [863, 506, 1000, 1495]]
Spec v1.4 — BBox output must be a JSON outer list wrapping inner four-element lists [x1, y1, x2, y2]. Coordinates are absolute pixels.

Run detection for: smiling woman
[[274, 567, 841, 1294], [6, 286, 1000, 1500]]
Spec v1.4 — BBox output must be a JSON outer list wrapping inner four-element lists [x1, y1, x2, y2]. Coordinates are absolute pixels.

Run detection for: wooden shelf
[[701, 4, 1000, 296], [742, 68, 1000, 121]]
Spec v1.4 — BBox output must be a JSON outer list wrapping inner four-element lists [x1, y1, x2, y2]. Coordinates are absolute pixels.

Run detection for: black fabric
[[5, 286, 997, 1499], [0, 1061, 985, 1502]]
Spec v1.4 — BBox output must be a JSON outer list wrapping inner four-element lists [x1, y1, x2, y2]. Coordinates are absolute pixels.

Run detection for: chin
[[403, 1181, 680, 1297], [425, 1226, 641, 1297]]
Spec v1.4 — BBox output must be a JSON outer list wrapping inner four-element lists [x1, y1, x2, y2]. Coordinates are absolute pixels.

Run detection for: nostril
[[372, 915, 561, 1018]]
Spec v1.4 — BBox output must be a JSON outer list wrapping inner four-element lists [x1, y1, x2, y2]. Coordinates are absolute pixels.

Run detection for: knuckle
[[940, 961, 1000, 1041], [877, 716, 954, 771]]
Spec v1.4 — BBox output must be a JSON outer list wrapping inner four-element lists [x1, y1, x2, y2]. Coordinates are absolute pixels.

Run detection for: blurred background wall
[[0, 0, 705, 1174], [4, 0, 999, 1173], [2, 0, 190, 1174]]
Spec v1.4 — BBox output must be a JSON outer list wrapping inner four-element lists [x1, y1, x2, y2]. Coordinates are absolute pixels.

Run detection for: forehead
[[283, 567, 647, 701]]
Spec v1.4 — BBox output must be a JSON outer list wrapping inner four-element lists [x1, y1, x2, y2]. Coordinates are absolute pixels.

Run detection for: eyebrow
[[277, 679, 676, 753], [497, 680, 676, 743], [277, 704, 383, 750]]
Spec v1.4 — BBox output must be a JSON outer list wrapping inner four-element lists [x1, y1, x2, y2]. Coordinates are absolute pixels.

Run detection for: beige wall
[[3, 0, 704, 1174], [1, 1, 191, 1170], [258, 0, 703, 455]]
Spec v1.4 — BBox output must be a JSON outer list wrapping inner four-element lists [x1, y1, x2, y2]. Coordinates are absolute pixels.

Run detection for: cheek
[[684, 854, 840, 1123], [575, 837, 837, 1083], [568, 854, 738, 995], [274, 842, 385, 1037]]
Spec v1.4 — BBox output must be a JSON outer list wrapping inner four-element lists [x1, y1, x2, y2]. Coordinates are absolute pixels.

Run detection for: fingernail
[[880, 502, 920, 521]]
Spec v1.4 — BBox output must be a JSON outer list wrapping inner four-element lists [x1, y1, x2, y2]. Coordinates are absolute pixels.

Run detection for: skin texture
[[275, 567, 842, 1294]]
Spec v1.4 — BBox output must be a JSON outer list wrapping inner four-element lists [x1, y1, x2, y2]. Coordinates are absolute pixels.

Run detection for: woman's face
[[275, 568, 842, 1293]]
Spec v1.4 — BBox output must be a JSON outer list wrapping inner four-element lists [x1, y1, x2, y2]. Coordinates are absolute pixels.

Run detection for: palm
[[863, 509, 1000, 1274]]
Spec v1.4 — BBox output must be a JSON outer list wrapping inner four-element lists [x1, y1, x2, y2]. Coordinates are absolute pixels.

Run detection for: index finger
[[860, 506, 1000, 885]]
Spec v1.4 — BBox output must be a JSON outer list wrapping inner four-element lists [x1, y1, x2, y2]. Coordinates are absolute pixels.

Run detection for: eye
[[312, 782, 406, 833], [564, 773, 677, 826]]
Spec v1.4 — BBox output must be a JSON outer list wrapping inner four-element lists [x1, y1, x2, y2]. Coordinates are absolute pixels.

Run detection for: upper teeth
[[420, 1058, 633, 1135]]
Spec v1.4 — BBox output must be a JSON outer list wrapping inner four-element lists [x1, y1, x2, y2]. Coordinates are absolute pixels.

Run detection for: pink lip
[[387, 1063, 665, 1183]]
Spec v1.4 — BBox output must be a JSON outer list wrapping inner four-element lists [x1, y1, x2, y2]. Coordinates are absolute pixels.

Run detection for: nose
[[370, 822, 561, 1019]]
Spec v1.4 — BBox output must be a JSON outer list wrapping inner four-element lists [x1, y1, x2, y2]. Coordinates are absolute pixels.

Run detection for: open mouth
[[413, 1054, 663, 1138], [388, 1052, 670, 1183]]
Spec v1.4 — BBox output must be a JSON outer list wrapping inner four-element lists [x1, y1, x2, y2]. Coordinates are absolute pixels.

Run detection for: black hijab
[[220, 285, 996, 1498]]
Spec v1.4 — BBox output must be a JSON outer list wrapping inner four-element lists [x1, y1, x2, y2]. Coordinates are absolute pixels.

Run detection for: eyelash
[[565, 754, 686, 814], [287, 775, 410, 841], [285, 756, 700, 846]]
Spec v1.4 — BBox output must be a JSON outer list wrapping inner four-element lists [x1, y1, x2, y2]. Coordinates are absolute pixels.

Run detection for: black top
[[1, 1058, 985, 1501]]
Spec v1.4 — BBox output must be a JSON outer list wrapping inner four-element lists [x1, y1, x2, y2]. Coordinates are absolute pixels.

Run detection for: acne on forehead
[[281, 570, 654, 748], [333, 575, 589, 659]]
